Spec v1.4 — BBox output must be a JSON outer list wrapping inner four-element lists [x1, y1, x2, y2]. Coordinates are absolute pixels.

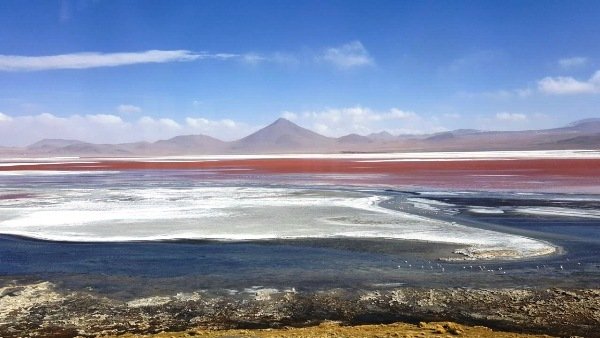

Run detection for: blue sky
[[1, 0, 600, 145]]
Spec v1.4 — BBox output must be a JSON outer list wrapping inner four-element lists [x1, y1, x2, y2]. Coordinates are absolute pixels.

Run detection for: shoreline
[[376, 193, 563, 262], [1, 281, 598, 337]]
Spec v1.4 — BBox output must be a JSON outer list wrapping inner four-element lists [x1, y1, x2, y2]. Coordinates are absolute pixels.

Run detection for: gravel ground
[[1, 282, 598, 337]]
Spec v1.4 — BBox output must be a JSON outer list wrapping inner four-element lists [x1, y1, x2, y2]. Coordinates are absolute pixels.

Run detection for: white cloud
[[0, 112, 256, 146], [86, 114, 123, 124], [558, 56, 588, 69], [0, 113, 130, 146], [0, 112, 13, 122], [241, 53, 266, 65], [240, 52, 299, 66], [117, 104, 142, 114], [138, 116, 181, 129], [496, 112, 527, 122], [158, 118, 180, 129], [539, 77, 593, 94], [459, 87, 533, 100], [281, 111, 298, 120], [185, 117, 254, 140], [0, 50, 205, 71], [475, 112, 557, 131], [0, 44, 371, 72], [386, 108, 416, 119], [185, 117, 239, 130], [538, 71, 600, 94], [442, 113, 461, 119], [282, 106, 444, 136], [320, 41, 374, 69]]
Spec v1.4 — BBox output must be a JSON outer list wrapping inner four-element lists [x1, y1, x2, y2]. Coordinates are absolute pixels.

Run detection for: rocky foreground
[[1, 282, 599, 337]]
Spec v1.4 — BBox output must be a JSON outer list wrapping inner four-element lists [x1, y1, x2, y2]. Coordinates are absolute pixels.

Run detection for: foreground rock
[[0, 282, 598, 337]]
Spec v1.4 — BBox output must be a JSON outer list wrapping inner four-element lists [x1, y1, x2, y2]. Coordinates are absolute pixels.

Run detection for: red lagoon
[[2, 158, 599, 193]]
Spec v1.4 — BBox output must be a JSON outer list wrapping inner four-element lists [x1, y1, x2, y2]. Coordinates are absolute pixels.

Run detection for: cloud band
[[0, 50, 202, 71]]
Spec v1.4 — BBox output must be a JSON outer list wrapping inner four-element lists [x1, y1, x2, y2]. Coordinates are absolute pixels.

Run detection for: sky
[[1, 0, 600, 146]]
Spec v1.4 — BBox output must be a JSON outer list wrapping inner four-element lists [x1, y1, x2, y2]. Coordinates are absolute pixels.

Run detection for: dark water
[[422, 193, 600, 262], [1, 204, 599, 299], [1, 172, 599, 298]]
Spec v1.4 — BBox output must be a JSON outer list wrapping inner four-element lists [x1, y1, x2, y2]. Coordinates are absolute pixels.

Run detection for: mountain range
[[2, 117, 600, 156]]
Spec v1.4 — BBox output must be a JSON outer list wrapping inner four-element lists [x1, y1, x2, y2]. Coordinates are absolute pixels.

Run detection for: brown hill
[[229, 118, 334, 153], [2, 117, 599, 156]]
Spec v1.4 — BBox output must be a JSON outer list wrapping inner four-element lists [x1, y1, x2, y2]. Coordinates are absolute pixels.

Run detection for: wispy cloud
[[538, 70, 600, 95], [59, 0, 71, 23], [459, 88, 533, 100], [281, 106, 446, 136], [0, 41, 364, 72], [117, 104, 142, 114], [0, 42, 372, 72], [496, 112, 527, 122], [475, 112, 555, 131], [447, 50, 500, 72], [239, 52, 298, 66], [558, 56, 588, 69], [0, 50, 203, 71], [319, 41, 374, 69]]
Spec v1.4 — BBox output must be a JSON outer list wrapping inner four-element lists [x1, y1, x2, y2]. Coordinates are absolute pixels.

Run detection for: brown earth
[[1, 282, 598, 337], [110, 321, 554, 338]]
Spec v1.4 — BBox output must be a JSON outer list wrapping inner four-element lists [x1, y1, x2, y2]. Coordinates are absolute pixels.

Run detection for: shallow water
[[0, 172, 552, 256], [0, 170, 599, 298]]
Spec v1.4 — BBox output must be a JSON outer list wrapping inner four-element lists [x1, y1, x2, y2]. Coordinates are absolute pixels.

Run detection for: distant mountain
[[337, 133, 373, 144], [152, 135, 227, 154], [421, 129, 481, 143], [367, 131, 396, 141], [564, 118, 600, 132], [413, 120, 600, 151], [23, 134, 227, 156], [2, 117, 599, 157], [425, 132, 456, 141], [451, 129, 481, 135], [230, 118, 334, 153], [28, 139, 86, 150], [555, 133, 600, 146]]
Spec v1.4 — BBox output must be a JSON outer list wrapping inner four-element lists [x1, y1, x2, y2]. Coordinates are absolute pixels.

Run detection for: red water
[[1, 158, 598, 193]]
